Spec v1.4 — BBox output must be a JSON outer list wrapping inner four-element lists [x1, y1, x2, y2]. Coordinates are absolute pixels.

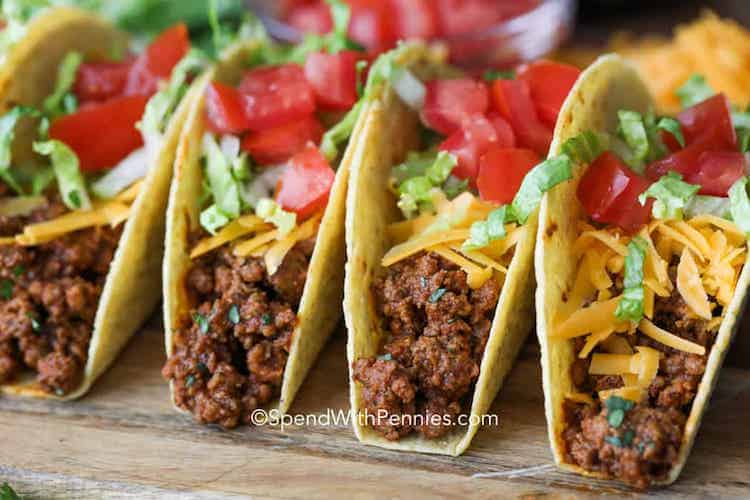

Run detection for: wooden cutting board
[[1, 318, 748, 499]]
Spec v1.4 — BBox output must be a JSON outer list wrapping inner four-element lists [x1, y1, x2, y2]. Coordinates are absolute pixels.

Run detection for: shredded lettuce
[[207, 0, 268, 54], [615, 110, 668, 172], [390, 65, 425, 110], [199, 204, 230, 235], [675, 74, 715, 108], [202, 133, 241, 229], [560, 130, 605, 165], [512, 154, 573, 224], [483, 69, 515, 81], [617, 110, 650, 164], [255, 198, 296, 237], [656, 117, 685, 148], [0, 106, 43, 194], [638, 171, 700, 220], [463, 206, 512, 251], [139, 49, 208, 139], [43, 51, 82, 119], [729, 176, 750, 236], [32, 140, 90, 210], [685, 195, 732, 220], [320, 100, 362, 162], [615, 237, 647, 323], [395, 151, 457, 218]]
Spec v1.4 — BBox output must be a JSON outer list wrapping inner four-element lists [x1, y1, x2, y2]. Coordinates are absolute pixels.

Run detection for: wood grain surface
[[1, 317, 748, 499]]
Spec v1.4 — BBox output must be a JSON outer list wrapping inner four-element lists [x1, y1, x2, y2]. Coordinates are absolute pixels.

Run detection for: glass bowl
[[247, 0, 577, 71]]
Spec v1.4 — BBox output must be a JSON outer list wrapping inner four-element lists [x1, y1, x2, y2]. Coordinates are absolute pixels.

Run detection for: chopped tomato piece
[[434, 0, 533, 36], [421, 78, 489, 136], [677, 93, 736, 149], [487, 112, 516, 148], [491, 78, 552, 156], [287, 1, 333, 35], [241, 115, 324, 166], [438, 115, 498, 183], [125, 23, 190, 96], [347, 0, 396, 53], [238, 64, 316, 131], [205, 81, 250, 134], [647, 126, 744, 196], [477, 147, 540, 204], [577, 152, 652, 232], [688, 151, 745, 196], [304, 50, 359, 111], [74, 59, 133, 103], [517, 60, 580, 128], [660, 128, 683, 153], [275, 146, 336, 219], [389, 0, 439, 40], [49, 94, 148, 172]]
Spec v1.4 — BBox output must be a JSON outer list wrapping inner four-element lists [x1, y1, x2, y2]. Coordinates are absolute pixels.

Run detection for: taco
[[344, 45, 582, 455], [161, 9, 375, 427], [0, 7, 203, 399], [536, 54, 750, 488]]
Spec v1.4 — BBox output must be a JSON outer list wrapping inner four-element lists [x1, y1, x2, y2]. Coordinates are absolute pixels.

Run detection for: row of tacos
[[0, 5, 747, 490]]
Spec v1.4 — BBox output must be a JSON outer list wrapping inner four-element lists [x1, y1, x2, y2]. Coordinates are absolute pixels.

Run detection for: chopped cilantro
[[26, 312, 40, 332], [228, 304, 240, 325], [197, 362, 210, 377], [185, 374, 196, 388], [428, 288, 447, 303], [377, 353, 393, 361], [193, 312, 209, 334], [607, 409, 625, 428], [12, 265, 24, 277], [0, 280, 12, 300], [483, 69, 515, 81], [622, 429, 635, 447], [261, 313, 272, 326]]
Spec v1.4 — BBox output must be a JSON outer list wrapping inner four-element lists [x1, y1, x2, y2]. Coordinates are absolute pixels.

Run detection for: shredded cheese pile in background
[[382, 192, 520, 290], [557, 216, 746, 403], [557, 11, 750, 113]]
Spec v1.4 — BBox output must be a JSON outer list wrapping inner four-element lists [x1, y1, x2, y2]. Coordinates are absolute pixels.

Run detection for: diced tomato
[[688, 151, 745, 196], [74, 59, 134, 103], [389, 0, 440, 40], [491, 78, 552, 156], [49, 94, 148, 172], [238, 64, 316, 131], [517, 60, 580, 128], [348, 0, 397, 53], [125, 23, 190, 96], [241, 115, 324, 165], [275, 146, 336, 219], [487, 112, 516, 148], [577, 151, 652, 232], [421, 78, 489, 135], [677, 93, 736, 149], [647, 126, 745, 196], [477, 147, 540, 204], [439, 115, 498, 183], [435, 0, 537, 37], [287, 1, 333, 35], [304, 50, 359, 111], [205, 81, 250, 134]]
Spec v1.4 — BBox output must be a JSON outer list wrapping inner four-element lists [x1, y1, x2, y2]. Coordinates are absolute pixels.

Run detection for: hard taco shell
[[0, 8, 193, 399], [534, 54, 750, 484]]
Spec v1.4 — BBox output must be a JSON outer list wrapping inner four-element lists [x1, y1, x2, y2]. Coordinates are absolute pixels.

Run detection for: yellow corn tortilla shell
[[343, 44, 536, 456], [0, 8, 193, 399], [163, 40, 365, 416], [534, 54, 750, 485]]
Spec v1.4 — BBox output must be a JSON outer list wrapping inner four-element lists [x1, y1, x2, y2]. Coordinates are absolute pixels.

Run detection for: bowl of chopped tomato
[[249, 0, 576, 71]]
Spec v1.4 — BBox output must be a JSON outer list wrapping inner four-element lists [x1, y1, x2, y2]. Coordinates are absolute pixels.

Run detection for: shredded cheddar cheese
[[233, 229, 280, 257], [639, 318, 706, 355], [676, 247, 713, 320], [264, 212, 322, 276], [190, 215, 267, 259], [565, 392, 595, 405], [381, 229, 470, 266], [430, 244, 493, 289]]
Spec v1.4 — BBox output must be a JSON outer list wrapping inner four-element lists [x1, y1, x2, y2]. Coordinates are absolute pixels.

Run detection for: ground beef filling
[[162, 239, 313, 429], [563, 283, 718, 489], [0, 196, 121, 395], [352, 252, 501, 441]]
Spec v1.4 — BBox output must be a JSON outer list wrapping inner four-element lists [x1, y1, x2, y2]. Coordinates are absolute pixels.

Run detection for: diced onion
[[220, 134, 241, 160], [91, 147, 149, 199], [390, 67, 426, 111]]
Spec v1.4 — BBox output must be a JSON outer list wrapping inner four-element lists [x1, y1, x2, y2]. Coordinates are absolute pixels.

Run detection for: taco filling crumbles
[[552, 77, 750, 488], [351, 58, 580, 441], [0, 23, 195, 395]]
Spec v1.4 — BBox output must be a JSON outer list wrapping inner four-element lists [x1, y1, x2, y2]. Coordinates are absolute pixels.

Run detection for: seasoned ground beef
[[0, 195, 121, 395], [563, 284, 719, 489], [352, 252, 500, 440], [162, 239, 312, 428]]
